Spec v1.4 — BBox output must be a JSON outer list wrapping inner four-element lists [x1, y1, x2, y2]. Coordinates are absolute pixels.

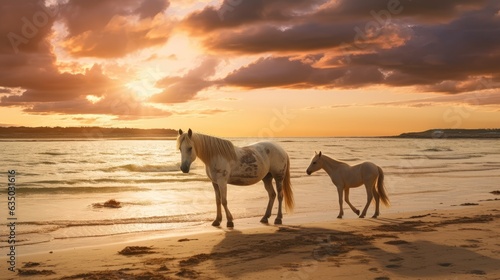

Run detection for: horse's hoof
[[337, 216, 343, 219], [355, 210, 360, 215], [359, 215, 365, 219], [372, 214, 379, 219], [227, 221, 234, 228], [274, 218, 282, 225], [260, 217, 269, 224], [212, 220, 221, 227]]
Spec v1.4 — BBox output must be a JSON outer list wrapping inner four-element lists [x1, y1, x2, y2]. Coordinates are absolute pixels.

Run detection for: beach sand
[[7, 201, 499, 280]]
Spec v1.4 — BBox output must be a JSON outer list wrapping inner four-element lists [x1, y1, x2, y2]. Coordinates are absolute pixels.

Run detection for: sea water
[[0, 138, 499, 254]]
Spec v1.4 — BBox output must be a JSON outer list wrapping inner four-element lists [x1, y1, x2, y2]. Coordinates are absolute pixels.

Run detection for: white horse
[[177, 129, 294, 228], [306, 151, 389, 218]]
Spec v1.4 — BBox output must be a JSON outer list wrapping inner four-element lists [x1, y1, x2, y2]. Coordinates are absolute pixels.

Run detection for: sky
[[0, 0, 499, 137]]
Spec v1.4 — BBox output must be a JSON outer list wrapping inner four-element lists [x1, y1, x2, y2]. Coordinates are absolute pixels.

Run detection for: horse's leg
[[211, 182, 222, 227], [337, 186, 344, 219], [260, 173, 275, 224], [344, 188, 360, 216], [218, 181, 234, 228], [359, 184, 373, 218], [274, 176, 284, 225], [372, 184, 381, 218]]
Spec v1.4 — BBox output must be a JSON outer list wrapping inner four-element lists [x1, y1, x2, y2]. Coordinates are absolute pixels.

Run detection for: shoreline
[[4, 201, 499, 279]]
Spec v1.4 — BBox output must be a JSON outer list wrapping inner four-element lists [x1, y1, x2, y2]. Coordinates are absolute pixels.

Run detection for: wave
[[425, 154, 483, 160], [396, 153, 484, 160], [38, 151, 68, 156], [103, 163, 180, 173], [16, 176, 211, 190], [387, 167, 500, 176], [420, 147, 453, 152], [0, 186, 149, 194], [323, 144, 344, 147], [17, 214, 211, 228]]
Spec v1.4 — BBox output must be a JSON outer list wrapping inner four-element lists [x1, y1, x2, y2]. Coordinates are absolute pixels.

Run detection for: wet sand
[[7, 200, 499, 280]]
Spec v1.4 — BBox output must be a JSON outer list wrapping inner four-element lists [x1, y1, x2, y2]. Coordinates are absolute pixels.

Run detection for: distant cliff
[[395, 129, 500, 139], [0, 126, 178, 139]]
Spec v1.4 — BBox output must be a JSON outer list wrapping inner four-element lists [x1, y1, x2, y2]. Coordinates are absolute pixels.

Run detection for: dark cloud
[[1, 0, 57, 54], [204, 22, 361, 54], [185, 0, 500, 97], [224, 56, 342, 88], [224, 56, 385, 89], [182, 0, 328, 34], [149, 58, 220, 103], [347, 3, 500, 91], [314, 0, 486, 23]]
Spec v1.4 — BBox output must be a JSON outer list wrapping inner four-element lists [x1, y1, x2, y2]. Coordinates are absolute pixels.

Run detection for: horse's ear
[[318, 151, 322, 157], [188, 128, 192, 138], [314, 151, 317, 155], [178, 129, 183, 135]]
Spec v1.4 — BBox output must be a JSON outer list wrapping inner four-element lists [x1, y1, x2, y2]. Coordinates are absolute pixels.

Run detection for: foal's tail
[[377, 166, 390, 207], [283, 156, 295, 213]]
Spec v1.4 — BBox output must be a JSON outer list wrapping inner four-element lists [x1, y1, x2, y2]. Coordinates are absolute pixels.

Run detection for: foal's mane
[[177, 132, 237, 163]]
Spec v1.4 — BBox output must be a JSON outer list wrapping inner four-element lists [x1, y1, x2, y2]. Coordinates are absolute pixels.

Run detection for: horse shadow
[[197, 224, 499, 279]]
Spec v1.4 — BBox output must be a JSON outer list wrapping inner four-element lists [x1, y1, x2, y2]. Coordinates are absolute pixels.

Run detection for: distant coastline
[[0, 127, 499, 139], [0, 126, 178, 139], [391, 128, 500, 139]]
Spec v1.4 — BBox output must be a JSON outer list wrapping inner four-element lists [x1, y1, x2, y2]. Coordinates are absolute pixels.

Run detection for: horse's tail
[[283, 156, 295, 213], [376, 166, 390, 207]]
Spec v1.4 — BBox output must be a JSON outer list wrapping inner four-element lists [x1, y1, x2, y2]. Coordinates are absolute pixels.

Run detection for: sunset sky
[[1, 0, 499, 136]]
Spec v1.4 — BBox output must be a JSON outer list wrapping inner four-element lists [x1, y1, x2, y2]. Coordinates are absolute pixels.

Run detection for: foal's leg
[[274, 176, 284, 225], [260, 173, 275, 224], [337, 186, 344, 219], [344, 188, 360, 216], [211, 182, 222, 227], [217, 181, 234, 228], [359, 184, 373, 218]]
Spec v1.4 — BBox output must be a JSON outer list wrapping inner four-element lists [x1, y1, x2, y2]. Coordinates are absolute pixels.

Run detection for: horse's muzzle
[[180, 162, 190, 173], [306, 169, 312, 175]]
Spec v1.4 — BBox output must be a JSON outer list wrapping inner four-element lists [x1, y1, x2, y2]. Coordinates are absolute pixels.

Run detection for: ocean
[[1, 137, 499, 255]]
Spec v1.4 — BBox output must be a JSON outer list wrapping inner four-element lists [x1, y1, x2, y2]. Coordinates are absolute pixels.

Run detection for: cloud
[[149, 57, 220, 103], [1, 0, 499, 119], [59, 0, 172, 58], [172, 108, 230, 116], [1, 64, 171, 118], [314, 0, 486, 23], [0, 0, 173, 118], [180, 0, 500, 97], [224, 56, 388, 89], [25, 90, 170, 119], [182, 0, 328, 34], [378, 91, 500, 109], [1, 65, 112, 103], [224, 56, 343, 88]]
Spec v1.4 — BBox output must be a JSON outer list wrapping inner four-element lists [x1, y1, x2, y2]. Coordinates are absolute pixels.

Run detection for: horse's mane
[[177, 133, 237, 163]]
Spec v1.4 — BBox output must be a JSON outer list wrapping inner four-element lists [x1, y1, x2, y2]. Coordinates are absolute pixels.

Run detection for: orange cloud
[[149, 57, 220, 103], [59, 0, 172, 58]]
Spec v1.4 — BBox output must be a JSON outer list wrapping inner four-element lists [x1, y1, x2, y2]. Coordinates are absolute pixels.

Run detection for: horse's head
[[306, 151, 323, 175], [177, 128, 197, 173]]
